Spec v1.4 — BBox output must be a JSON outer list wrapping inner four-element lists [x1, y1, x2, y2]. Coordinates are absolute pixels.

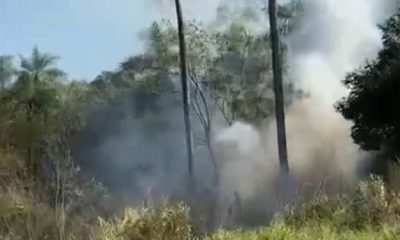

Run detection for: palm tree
[[19, 46, 64, 85], [268, 0, 289, 174], [0, 55, 16, 90], [15, 46, 64, 120], [13, 46, 64, 175], [174, 0, 195, 181]]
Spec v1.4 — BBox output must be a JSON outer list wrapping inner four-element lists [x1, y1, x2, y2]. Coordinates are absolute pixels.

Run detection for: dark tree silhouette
[[268, 0, 289, 174], [174, 0, 195, 181], [336, 9, 400, 155]]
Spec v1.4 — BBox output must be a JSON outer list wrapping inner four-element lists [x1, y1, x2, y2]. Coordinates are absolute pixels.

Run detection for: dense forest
[[1, 0, 400, 239]]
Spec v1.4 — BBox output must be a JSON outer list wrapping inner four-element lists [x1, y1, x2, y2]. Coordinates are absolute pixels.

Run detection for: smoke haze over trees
[[1, 0, 400, 239]]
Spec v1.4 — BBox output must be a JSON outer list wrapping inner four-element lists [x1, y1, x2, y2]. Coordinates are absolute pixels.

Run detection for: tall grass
[[89, 175, 400, 240], [1, 147, 400, 240], [209, 176, 400, 240]]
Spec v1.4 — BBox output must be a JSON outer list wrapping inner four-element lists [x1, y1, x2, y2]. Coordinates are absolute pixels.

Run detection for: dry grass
[[95, 203, 195, 240], [1, 145, 400, 240]]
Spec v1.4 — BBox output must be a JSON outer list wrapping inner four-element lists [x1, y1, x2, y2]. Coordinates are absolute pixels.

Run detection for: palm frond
[[31, 46, 60, 72], [19, 54, 34, 72]]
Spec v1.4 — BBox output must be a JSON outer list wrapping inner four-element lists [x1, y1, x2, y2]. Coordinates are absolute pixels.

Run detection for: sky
[[0, 0, 218, 80]]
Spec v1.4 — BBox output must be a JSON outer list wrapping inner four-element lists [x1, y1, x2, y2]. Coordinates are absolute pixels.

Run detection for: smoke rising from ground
[[281, 0, 388, 177], [212, 0, 394, 222], [73, 0, 397, 229], [288, 0, 386, 105]]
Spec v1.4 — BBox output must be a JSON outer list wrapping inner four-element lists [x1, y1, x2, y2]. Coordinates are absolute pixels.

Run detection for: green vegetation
[[336, 9, 400, 154], [1, 0, 400, 239], [2, 172, 398, 239], [209, 177, 400, 240], [335, 7, 400, 178], [91, 177, 400, 240]]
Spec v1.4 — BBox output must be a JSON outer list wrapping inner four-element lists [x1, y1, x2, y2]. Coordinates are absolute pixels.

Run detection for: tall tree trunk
[[268, 0, 289, 174], [26, 102, 35, 176], [27, 73, 39, 177], [174, 0, 194, 181]]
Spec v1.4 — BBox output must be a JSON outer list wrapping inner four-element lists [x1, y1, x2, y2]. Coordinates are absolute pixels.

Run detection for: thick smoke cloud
[[288, 0, 386, 105], [211, 0, 395, 225], [73, 0, 397, 228]]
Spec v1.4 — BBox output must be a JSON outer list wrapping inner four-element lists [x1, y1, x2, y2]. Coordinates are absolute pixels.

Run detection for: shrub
[[207, 175, 400, 240], [0, 149, 108, 240], [96, 202, 195, 240], [208, 223, 400, 240], [0, 190, 64, 240], [283, 175, 400, 229]]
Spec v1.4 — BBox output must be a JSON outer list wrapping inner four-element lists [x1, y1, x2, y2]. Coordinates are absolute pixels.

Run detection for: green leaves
[[335, 7, 400, 153], [141, 1, 303, 125], [19, 46, 65, 83], [0, 47, 70, 177]]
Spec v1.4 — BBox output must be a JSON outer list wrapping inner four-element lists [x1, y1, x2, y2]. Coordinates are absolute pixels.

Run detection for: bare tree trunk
[[188, 66, 221, 230], [268, 0, 289, 174], [174, 0, 195, 182]]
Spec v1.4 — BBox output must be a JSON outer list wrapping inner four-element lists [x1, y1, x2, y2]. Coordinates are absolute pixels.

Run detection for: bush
[[209, 223, 400, 240], [0, 149, 109, 240], [208, 175, 400, 240], [283, 176, 400, 229], [0, 189, 65, 240], [96, 203, 195, 240]]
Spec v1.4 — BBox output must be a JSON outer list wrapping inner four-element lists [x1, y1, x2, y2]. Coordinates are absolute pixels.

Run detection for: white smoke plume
[[280, 0, 389, 180], [288, 0, 386, 105], [213, 0, 394, 218], [72, 0, 397, 228]]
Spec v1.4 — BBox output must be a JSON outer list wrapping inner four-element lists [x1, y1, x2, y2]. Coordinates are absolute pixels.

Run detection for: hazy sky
[[0, 0, 218, 80]]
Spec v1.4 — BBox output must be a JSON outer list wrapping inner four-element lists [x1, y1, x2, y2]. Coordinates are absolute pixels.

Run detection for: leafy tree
[[336, 9, 400, 162], [146, 3, 303, 126], [0, 46, 65, 176], [208, 22, 276, 124], [135, 2, 303, 192], [70, 0, 303, 207]]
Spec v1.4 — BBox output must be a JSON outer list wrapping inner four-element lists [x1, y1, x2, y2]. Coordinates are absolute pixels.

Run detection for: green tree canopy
[[336, 8, 400, 155], [0, 46, 66, 175]]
